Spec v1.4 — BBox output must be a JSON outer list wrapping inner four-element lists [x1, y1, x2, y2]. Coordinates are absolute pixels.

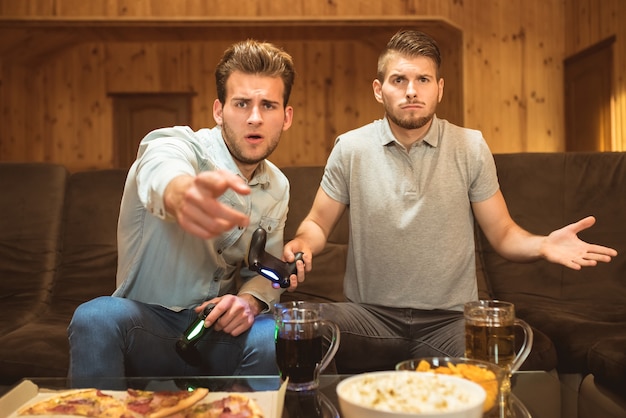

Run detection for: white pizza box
[[0, 379, 288, 418]]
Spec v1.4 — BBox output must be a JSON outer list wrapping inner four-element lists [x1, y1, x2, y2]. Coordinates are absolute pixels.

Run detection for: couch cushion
[[281, 165, 348, 244], [509, 298, 626, 374], [0, 163, 68, 336], [483, 152, 626, 305], [578, 374, 626, 418], [0, 169, 127, 383], [280, 165, 349, 303], [588, 337, 626, 396], [54, 169, 127, 315], [281, 166, 322, 241], [478, 153, 626, 374], [517, 325, 558, 371]]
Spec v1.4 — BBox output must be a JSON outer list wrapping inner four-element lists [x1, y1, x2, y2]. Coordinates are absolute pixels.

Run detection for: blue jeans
[[321, 302, 465, 373], [68, 296, 278, 385]]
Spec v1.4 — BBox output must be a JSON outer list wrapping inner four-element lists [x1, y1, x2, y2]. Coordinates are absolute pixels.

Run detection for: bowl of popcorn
[[336, 370, 486, 418], [396, 357, 506, 415]]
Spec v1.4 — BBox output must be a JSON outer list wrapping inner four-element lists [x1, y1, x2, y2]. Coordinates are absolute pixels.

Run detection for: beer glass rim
[[274, 301, 321, 310], [273, 301, 325, 322], [465, 299, 514, 310]]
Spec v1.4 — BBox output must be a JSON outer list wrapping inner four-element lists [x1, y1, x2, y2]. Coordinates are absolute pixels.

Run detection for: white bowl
[[336, 370, 486, 418]]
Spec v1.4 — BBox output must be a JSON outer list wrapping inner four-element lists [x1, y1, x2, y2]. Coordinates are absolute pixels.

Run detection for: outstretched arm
[[472, 190, 617, 270], [164, 169, 250, 239]]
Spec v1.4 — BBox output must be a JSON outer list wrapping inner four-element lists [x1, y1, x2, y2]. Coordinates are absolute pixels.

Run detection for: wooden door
[[111, 93, 193, 168], [564, 37, 614, 152]]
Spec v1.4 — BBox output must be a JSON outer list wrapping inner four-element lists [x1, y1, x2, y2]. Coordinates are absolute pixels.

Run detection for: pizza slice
[[18, 387, 209, 418], [18, 388, 128, 417], [124, 387, 209, 418], [182, 394, 264, 418]]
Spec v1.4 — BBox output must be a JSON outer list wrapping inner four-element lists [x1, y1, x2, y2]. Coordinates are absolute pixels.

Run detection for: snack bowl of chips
[[336, 370, 486, 418], [396, 357, 506, 415]]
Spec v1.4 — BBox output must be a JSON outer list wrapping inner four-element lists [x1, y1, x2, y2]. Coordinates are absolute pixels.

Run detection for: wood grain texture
[[0, 0, 623, 171], [565, 0, 626, 151]]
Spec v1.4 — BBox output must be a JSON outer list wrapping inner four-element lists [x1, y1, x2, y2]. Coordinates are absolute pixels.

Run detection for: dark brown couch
[[1, 154, 625, 416], [0, 163, 126, 381]]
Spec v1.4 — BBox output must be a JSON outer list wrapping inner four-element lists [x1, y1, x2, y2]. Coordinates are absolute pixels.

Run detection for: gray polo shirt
[[321, 116, 499, 311], [114, 126, 287, 311]]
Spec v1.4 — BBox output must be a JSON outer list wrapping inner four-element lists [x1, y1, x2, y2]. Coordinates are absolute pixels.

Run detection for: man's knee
[[70, 297, 107, 328], [69, 296, 128, 336], [246, 315, 275, 357], [239, 315, 277, 374]]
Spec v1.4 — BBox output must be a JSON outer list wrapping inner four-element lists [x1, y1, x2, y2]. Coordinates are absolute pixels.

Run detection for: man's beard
[[222, 121, 281, 165], [385, 104, 434, 130]]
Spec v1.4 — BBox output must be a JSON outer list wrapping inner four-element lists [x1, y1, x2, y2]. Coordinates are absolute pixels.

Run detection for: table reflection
[[284, 389, 339, 418]]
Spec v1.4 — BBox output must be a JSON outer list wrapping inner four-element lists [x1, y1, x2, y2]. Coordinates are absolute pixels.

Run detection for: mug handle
[[314, 320, 341, 380], [510, 319, 534, 373]]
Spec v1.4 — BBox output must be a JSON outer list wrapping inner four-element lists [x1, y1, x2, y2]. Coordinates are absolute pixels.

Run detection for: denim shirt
[[113, 126, 288, 311]]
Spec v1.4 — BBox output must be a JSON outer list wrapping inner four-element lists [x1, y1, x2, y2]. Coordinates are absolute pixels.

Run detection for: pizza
[[124, 388, 209, 418], [16, 387, 264, 418], [182, 394, 264, 418], [17, 387, 209, 418], [17, 389, 127, 417]]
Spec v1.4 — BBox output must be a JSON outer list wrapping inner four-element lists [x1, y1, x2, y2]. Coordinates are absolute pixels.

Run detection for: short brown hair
[[377, 30, 442, 81], [215, 39, 296, 107]]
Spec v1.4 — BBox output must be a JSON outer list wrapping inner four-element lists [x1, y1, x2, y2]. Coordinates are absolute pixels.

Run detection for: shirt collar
[[380, 115, 441, 148], [248, 162, 270, 187]]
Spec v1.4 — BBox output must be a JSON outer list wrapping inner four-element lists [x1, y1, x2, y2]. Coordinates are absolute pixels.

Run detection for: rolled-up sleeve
[[134, 128, 202, 221]]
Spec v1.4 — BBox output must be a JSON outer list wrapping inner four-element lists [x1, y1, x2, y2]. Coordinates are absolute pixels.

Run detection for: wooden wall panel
[[0, 19, 462, 170], [1, 0, 606, 170], [0, 1, 434, 17], [0, 65, 27, 159], [566, 0, 626, 150], [278, 38, 382, 166], [38, 44, 112, 170], [461, 0, 565, 153]]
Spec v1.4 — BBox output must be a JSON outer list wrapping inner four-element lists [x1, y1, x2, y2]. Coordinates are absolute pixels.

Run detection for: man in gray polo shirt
[[283, 29, 617, 372]]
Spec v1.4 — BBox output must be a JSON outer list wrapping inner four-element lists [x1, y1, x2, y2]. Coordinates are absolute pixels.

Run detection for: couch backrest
[[280, 166, 349, 302], [53, 169, 128, 316], [476, 152, 626, 313], [0, 163, 68, 334], [280, 166, 349, 244]]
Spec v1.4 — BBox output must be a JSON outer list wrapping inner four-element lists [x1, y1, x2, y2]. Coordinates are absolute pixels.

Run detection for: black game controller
[[175, 303, 216, 366], [248, 227, 303, 288]]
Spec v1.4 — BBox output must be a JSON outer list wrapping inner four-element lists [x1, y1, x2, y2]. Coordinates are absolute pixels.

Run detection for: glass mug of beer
[[464, 300, 533, 417], [463, 300, 533, 373], [274, 301, 340, 391]]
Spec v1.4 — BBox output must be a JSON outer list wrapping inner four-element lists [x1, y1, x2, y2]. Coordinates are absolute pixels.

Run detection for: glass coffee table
[[286, 371, 563, 418], [6, 371, 564, 417]]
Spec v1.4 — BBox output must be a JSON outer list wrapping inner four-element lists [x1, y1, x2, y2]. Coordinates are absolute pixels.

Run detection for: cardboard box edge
[[0, 380, 39, 418], [0, 380, 288, 418], [275, 379, 288, 417]]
